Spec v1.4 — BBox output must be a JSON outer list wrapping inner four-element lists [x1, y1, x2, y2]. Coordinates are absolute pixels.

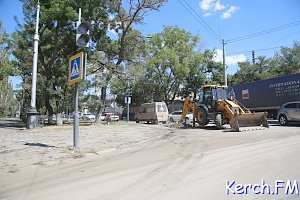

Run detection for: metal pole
[[78, 8, 81, 23], [26, 0, 40, 129], [31, 1, 40, 109], [127, 96, 129, 123], [73, 83, 79, 148], [222, 39, 227, 86], [73, 8, 81, 148]]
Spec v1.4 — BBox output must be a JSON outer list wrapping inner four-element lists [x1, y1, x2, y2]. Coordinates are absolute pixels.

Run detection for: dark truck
[[231, 73, 300, 119]]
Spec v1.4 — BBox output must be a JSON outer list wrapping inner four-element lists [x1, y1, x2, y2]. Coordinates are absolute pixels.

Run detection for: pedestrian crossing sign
[[69, 52, 84, 84]]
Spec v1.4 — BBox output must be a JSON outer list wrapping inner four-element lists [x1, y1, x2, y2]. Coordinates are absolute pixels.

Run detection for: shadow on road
[[268, 119, 300, 127], [0, 118, 25, 130], [24, 142, 56, 148]]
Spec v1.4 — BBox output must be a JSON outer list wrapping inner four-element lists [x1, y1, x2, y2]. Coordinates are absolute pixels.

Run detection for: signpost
[[69, 52, 84, 84], [125, 96, 131, 123], [69, 8, 90, 148], [69, 52, 85, 148]]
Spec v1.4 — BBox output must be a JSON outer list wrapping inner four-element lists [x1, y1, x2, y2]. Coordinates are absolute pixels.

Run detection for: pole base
[[26, 108, 40, 129]]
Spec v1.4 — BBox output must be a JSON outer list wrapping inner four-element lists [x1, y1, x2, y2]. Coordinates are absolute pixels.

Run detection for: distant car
[[168, 110, 193, 123], [277, 101, 300, 125], [101, 112, 119, 122], [81, 113, 96, 120], [100, 113, 106, 121]]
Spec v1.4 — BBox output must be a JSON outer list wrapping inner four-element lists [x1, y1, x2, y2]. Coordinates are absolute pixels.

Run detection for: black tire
[[278, 114, 288, 126], [196, 107, 209, 125], [215, 113, 223, 129], [151, 119, 158, 124], [170, 117, 174, 122]]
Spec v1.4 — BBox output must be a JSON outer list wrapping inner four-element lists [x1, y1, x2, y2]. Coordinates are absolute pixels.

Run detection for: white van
[[135, 102, 169, 124]]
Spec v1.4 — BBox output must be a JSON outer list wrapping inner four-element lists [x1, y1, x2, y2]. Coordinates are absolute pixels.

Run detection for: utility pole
[[27, 0, 40, 129], [252, 50, 255, 64], [222, 39, 227, 86]]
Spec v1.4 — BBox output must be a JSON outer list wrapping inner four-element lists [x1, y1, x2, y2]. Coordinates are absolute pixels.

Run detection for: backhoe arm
[[181, 96, 195, 123]]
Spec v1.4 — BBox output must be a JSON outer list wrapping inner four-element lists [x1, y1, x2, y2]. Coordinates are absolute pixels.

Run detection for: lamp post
[[27, 0, 40, 129]]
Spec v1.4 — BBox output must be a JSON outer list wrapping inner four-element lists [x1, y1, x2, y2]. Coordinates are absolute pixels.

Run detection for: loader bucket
[[229, 112, 269, 132]]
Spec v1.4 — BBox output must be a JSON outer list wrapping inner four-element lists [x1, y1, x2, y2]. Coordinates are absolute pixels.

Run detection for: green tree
[[0, 21, 17, 117], [87, 0, 168, 122], [274, 42, 300, 75], [229, 42, 300, 85], [142, 26, 201, 105], [0, 21, 12, 80], [229, 56, 271, 85], [181, 53, 205, 98], [12, 0, 112, 124]]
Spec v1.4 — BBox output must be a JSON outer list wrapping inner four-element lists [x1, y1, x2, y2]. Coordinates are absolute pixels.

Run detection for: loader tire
[[215, 113, 223, 129], [196, 107, 209, 126]]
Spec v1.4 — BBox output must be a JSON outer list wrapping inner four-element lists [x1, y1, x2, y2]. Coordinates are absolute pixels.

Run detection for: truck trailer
[[231, 73, 300, 119]]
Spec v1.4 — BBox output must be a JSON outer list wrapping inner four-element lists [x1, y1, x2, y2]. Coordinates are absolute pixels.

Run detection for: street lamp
[[27, 0, 40, 129]]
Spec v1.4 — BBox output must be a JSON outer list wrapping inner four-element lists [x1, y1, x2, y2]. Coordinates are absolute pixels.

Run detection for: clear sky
[[1, 0, 300, 85]]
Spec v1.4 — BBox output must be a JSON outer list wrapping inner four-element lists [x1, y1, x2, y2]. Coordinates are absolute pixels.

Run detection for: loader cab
[[199, 85, 229, 111]]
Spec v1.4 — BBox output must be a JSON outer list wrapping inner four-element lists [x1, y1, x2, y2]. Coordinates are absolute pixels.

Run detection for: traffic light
[[76, 21, 91, 47]]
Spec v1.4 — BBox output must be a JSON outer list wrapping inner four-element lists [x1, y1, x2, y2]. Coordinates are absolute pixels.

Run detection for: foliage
[[275, 42, 300, 75], [12, 0, 114, 122], [0, 79, 17, 117], [0, 21, 13, 80], [229, 42, 300, 85], [0, 21, 17, 117], [87, 0, 168, 122], [143, 26, 200, 105]]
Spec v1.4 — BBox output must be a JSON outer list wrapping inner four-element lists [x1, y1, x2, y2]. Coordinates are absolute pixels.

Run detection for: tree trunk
[[45, 94, 54, 125], [95, 85, 108, 124], [56, 100, 63, 126], [95, 102, 104, 124]]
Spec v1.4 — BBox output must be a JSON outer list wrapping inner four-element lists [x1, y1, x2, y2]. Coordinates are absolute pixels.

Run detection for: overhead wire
[[176, 1, 299, 61], [177, 0, 222, 42], [227, 44, 294, 55], [227, 20, 300, 43], [260, 29, 300, 49]]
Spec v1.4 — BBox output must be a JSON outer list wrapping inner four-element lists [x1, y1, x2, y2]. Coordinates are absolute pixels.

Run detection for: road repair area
[[0, 118, 300, 200]]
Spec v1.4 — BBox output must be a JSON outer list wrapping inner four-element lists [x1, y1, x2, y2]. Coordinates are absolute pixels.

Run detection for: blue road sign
[[69, 52, 84, 84]]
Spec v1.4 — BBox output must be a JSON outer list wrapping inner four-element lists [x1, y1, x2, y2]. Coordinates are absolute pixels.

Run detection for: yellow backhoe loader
[[181, 85, 269, 131]]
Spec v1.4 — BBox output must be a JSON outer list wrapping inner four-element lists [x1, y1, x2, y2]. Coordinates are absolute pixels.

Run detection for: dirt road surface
[[0, 118, 299, 200]]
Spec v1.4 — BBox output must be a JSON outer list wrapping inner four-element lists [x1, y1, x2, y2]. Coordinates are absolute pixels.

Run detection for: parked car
[[277, 101, 300, 125], [101, 112, 119, 121], [168, 110, 193, 123], [81, 113, 96, 120]]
